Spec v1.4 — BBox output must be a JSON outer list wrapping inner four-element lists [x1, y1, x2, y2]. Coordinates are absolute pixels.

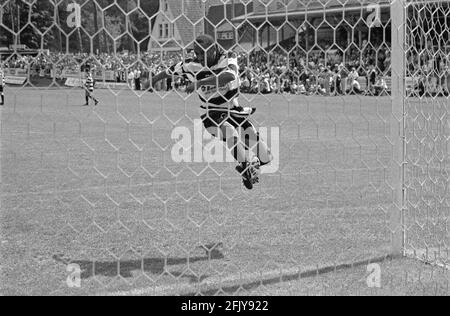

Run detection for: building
[[232, 0, 392, 51], [148, 0, 206, 52], [204, 1, 254, 50], [148, 0, 450, 62]]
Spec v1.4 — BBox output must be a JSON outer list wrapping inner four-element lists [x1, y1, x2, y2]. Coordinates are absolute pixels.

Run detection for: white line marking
[[100, 256, 389, 296]]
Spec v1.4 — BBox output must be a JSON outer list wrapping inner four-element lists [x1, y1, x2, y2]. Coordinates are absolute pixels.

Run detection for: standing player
[[84, 69, 99, 106], [0, 65, 5, 106], [147, 35, 273, 190]]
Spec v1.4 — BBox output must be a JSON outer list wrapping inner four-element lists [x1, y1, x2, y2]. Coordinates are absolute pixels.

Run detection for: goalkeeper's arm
[[152, 71, 172, 87], [142, 71, 171, 91]]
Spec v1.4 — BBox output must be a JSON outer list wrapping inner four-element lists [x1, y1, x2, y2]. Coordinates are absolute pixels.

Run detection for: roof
[[253, 0, 391, 13], [235, 0, 392, 22], [167, 0, 206, 46]]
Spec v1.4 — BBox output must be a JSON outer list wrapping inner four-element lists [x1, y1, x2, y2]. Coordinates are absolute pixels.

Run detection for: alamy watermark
[[366, 263, 382, 288], [66, 264, 81, 288], [170, 119, 279, 174], [366, 4, 382, 28]]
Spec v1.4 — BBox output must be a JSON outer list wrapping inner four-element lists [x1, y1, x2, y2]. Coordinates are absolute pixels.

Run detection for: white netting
[[404, 0, 450, 269]]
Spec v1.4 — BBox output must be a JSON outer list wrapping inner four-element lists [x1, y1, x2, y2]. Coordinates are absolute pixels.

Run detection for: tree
[[1, 0, 161, 54], [31, 0, 57, 50], [3, 0, 30, 46]]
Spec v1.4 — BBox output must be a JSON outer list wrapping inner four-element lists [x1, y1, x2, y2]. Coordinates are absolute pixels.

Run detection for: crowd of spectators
[[2, 38, 449, 96], [3, 51, 182, 78], [237, 42, 396, 96]]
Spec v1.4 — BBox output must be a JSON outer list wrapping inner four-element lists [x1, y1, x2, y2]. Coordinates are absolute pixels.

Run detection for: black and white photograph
[[0, 0, 449, 298]]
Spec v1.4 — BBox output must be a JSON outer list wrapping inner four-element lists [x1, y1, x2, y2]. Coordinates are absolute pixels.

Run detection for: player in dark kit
[[147, 35, 273, 190], [84, 70, 99, 106]]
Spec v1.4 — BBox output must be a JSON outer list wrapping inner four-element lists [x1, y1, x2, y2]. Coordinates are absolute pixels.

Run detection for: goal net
[[0, 0, 448, 295], [404, 0, 450, 270]]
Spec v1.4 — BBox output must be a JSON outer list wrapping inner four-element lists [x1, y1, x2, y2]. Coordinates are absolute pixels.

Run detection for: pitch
[[0, 86, 447, 295]]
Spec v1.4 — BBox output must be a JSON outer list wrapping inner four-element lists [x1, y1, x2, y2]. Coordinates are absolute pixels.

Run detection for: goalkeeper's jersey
[[166, 52, 240, 110], [0, 70, 4, 87]]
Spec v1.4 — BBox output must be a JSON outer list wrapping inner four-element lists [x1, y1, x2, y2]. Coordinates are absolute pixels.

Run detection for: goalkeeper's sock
[[1, 94, 4, 105], [227, 137, 248, 164]]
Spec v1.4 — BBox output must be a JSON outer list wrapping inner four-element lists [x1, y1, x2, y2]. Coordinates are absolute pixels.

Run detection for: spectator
[[332, 66, 343, 95], [367, 64, 377, 95], [347, 67, 362, 94], [2, 37, 394, 97], [134, 68, 141, 91], [128, 69, 135, 90]]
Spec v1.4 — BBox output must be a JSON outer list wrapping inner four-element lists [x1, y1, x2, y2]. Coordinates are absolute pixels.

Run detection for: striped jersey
[[166, 52, 240, 110], [85, 74, 94, 92]]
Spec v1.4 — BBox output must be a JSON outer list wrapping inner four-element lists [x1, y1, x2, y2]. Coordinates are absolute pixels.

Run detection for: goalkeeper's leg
[[203, 113, 259, 190], [220, 121, 260, 190], [239, 120, 273, 167], [220, 121, 249, 165]]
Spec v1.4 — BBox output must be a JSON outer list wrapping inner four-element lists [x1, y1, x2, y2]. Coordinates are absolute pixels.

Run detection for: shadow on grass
[[185, 255, 394, 295], [53, 243, 224, 284]]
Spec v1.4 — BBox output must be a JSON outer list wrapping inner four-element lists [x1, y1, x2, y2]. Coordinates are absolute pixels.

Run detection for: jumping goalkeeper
[[146, 35, 273, 190]]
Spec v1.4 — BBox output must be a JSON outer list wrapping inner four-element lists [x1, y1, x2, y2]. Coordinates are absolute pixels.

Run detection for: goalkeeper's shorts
[[201, 107, 257, 142]]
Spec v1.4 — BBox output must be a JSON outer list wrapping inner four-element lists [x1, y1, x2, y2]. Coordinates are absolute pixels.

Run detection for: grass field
[[1, 86, 448, 295]]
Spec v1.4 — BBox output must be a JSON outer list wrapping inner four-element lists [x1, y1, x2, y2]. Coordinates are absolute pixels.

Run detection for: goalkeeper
[[146, 35, 273, 190]]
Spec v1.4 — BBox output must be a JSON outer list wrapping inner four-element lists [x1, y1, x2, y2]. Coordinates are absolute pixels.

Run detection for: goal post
[[403, 0, 450, 269], [390, 0, 407, 257]]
